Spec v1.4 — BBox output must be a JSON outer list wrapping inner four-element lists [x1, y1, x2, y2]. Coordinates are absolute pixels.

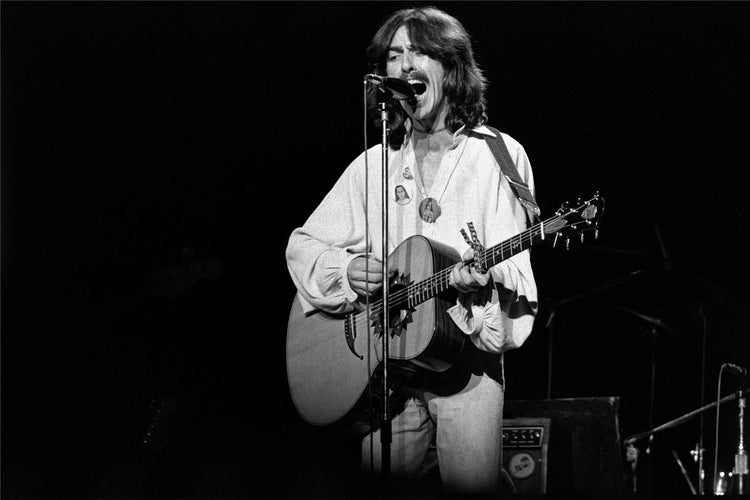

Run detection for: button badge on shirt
[[394, 184, 412, 205], [402, 166, 414, 180]]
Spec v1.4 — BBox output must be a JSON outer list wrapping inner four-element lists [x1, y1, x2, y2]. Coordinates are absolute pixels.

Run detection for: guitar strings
[[347, 212, 566, 333], [348, 197, 600, 334], [350, 222, 544, 331], [349, 213, 569, 332], [348, 200, 599, 333]]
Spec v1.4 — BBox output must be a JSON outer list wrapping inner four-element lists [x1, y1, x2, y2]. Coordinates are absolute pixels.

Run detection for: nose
[[400, 51, 415, 74]]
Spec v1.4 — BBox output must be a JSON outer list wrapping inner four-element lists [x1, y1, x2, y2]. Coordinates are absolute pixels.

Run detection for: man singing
[[286, 6, 538, 494]]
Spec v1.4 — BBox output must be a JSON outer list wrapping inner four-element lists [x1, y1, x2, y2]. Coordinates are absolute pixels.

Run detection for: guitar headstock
[[542, 192, 605, 249]]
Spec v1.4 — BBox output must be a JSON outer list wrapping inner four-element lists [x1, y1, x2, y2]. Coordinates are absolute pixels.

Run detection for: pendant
[[419, 197, 441, 223]]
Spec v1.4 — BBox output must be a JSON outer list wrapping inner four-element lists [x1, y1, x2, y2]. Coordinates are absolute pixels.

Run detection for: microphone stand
[[366, 76, 419, 490], [377, 99, 392, 488], [624, 390, 750, 445], [697, 308, 707, 495], [733, 389, 748, 494], [624, 389, 750, 496]]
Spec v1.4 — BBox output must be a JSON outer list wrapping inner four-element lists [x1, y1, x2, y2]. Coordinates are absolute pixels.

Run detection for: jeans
[[361, 349, 505, 495]]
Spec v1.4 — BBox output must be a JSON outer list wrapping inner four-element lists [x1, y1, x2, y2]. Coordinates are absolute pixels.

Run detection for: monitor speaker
[[502, 417, 551, 494], [504, 397, 627, 497]]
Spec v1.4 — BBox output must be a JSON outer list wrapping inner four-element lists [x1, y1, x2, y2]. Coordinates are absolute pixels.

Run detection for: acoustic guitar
[[286, 194, 604, 433]]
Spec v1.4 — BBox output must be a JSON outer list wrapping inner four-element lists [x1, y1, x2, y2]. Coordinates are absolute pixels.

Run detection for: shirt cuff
[[447, 301, 486, 335]]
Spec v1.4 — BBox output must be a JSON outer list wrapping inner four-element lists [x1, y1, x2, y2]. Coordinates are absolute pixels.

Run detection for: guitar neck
[[479, 221, 546, 270], [403, 219, 549, 309]]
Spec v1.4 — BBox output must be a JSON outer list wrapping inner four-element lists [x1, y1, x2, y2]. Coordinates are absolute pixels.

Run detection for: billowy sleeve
[[285, 152, 371, 315], [447, 136, 538, 353]]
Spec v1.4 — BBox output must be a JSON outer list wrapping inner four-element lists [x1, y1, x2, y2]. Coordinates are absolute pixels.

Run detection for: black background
[[3, 2, 750, 498]]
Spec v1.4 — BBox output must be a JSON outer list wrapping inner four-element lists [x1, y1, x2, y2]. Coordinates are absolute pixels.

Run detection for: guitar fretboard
[[347, 193, 602, 334], [399, 220, 550, 310]]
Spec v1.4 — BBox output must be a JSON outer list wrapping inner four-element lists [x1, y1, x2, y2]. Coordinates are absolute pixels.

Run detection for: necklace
[[403, 138, 460, 224]]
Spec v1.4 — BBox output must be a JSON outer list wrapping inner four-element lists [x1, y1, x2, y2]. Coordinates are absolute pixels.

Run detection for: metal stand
[[734, 392, 748, 495], [377, 100, 392, 487], [364, 73, 420, 492], [645, 326, 658, 496], [697, 308, 708, 495], [624, 388, 750, 495]]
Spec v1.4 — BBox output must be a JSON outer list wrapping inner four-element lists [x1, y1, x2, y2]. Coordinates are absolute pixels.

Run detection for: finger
[[469, 266, 490, 286], [349, 269, 384, 282], [451, 264, 472, 293], [449, 264, 461, 290], [351, 280, 381, 297], [460, 265, 475, 286], [461, 265, 489, 293], [354, 260, 383, 274]]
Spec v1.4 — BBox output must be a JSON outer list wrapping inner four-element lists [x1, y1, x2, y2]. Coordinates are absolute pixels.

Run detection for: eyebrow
[[388, 46, 404, 53]]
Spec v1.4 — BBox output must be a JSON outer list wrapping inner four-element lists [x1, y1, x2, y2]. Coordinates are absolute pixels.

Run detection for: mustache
[[407, 71, 429, 84]]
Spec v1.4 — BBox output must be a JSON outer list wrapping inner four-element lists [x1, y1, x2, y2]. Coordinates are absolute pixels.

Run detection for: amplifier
[[503, 417, 551, 494], [504, 397, 626, 496]]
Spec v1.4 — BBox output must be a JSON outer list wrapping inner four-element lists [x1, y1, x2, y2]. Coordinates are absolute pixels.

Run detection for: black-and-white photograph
[[3, 2, 750, 498]]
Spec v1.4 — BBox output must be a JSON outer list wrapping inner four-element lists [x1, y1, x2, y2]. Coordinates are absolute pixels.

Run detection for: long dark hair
[[366, 7, 488, 149]]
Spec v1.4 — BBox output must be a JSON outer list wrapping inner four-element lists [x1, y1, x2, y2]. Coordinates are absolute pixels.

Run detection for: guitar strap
[[483, 125, 541, 224]]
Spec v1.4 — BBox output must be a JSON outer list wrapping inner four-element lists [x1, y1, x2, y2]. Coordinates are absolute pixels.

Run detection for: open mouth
[[407, 78, 427, 95]]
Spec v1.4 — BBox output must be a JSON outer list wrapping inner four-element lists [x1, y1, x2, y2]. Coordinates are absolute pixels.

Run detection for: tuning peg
[[594, 229, 599, 240], [565, 238, 570, 251], [580, 233, 585, 244]]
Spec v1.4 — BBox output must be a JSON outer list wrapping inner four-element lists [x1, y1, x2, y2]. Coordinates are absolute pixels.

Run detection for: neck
[[411, 127, 453, 153], [416, 125, 448, 135], [412, 101, 449, 134]]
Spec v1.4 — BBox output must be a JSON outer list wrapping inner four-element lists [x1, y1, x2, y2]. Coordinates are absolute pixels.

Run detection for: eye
[[387, 53, 400, 62]]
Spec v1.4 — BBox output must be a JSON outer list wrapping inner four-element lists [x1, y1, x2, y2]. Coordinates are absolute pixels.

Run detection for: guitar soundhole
[[369, 276, 414, 338]]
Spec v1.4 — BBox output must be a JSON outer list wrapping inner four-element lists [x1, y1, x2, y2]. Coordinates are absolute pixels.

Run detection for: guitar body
[[286, 235, 465, 432], [286, 193, 606, 432]]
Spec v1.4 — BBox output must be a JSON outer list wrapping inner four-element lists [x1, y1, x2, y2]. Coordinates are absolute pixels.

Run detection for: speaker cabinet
[[502, 417, 550, 494], [504, 397, 626, 497]]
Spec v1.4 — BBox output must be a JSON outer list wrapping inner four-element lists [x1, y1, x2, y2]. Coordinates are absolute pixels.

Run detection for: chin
[[413, 105, 434, 122]]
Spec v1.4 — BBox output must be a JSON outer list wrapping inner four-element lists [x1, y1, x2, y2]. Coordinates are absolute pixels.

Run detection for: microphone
[[364, 74, 426, 102], [724, 363, 748, 378]]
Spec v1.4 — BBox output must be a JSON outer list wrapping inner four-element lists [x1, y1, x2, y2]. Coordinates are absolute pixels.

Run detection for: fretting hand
[[449, 247, 492, 295]]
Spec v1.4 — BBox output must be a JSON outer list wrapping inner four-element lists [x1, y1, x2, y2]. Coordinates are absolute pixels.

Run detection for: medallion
[[418, 197, 441, 223], [403, 166, 414, 180]]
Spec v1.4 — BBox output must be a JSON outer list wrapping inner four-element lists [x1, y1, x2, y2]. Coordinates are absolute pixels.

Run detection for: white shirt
[[286, 125, 537, 353]]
